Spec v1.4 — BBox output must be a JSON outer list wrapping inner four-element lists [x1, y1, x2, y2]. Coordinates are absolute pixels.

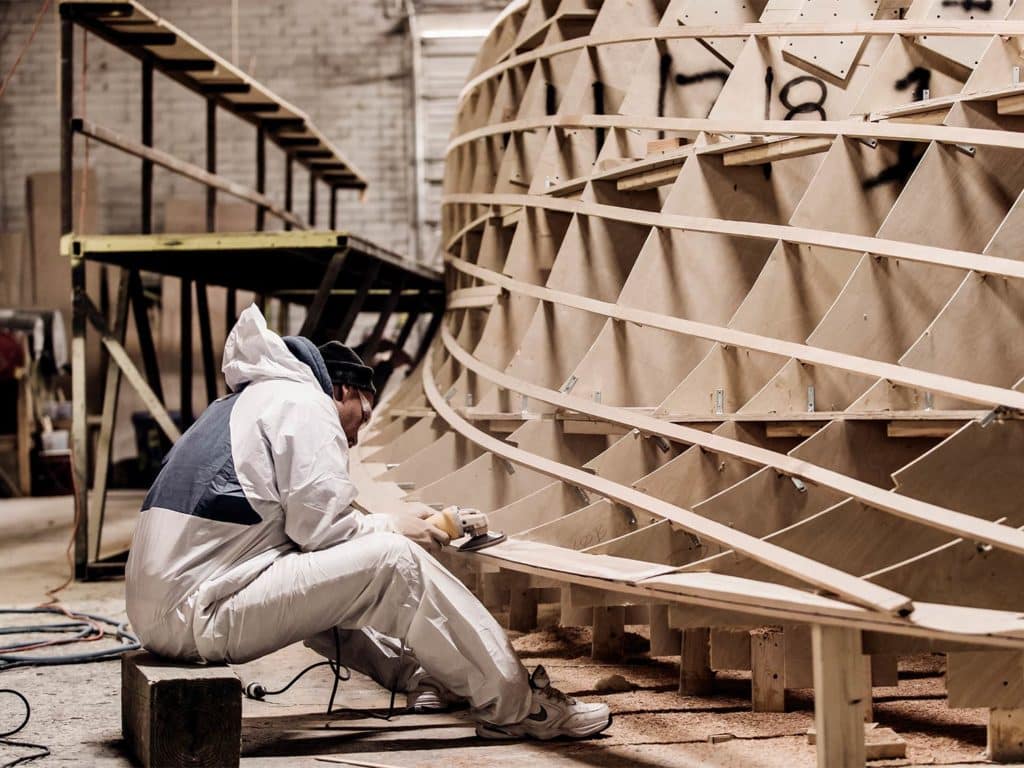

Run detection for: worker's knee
[[360, 531, 423, 572]]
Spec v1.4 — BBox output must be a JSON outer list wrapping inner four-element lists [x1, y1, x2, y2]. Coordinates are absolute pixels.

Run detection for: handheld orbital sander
[[426, 506, 506, 551]]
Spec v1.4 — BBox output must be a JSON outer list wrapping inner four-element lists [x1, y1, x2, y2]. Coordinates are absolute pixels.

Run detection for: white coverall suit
[[125, 305, 532, 725]]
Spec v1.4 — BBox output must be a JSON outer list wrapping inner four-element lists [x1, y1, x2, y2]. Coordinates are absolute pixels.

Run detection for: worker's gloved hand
[[388, 512, 450, 554]]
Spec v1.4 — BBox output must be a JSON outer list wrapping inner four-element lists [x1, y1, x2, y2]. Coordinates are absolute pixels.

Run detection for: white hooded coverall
[[125, 305, 531, 725]]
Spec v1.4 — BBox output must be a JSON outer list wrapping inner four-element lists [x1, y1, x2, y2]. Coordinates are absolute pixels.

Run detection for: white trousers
[[194, 531, 532, 725]]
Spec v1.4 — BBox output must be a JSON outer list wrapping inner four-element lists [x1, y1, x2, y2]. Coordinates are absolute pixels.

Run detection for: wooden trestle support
[[353, 2, 1024, 766]]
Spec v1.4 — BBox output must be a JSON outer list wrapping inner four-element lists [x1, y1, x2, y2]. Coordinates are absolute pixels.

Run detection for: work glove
[[388, 507, 450, 555]]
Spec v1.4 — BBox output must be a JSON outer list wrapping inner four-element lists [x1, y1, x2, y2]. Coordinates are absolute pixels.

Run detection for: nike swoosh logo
[[527, 705, 548, 722]]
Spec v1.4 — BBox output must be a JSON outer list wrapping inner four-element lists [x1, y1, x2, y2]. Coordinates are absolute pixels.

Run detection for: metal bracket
[[714, 388, 725, 416], [573, 485, 591, 505], [806, 385, 816, 414], [560, 375, 578, 394]]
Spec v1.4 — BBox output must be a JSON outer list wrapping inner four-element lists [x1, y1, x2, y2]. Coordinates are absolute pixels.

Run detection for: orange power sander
[[427, 506, 506, 551]]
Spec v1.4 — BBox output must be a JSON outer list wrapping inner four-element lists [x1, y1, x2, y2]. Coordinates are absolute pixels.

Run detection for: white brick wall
[[0, 0, 418, 255]]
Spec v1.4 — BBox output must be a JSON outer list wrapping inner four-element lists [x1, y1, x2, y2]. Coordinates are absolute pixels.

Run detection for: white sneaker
[[475, 665, 612, 740], [407, 676, 460, 713]]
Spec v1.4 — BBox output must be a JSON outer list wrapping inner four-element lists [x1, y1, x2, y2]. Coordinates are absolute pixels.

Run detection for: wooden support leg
[[648, 605, 681, 657], [592, 606, 625, 661], [89, 269, 131, 561], [507, 573, 538, 632], [508, 591, 538, 632], [989, 709, 1024, 762], [195, 282, 217, 405], [871, 654, 899, 687], [480, 571, 510, 612], [559, 586, 591, 627], [861, 656, 874, 723], [751, 627, 786, 712], [128, 271, 163, 402], [948, 650, 1024, 761], [679, 627, 714, 696], [812, 625, 866, 768], [71, 260, 89, 579]]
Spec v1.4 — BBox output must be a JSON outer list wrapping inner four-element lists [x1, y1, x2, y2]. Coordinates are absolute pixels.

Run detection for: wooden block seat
[[121, 650, 241, 768]]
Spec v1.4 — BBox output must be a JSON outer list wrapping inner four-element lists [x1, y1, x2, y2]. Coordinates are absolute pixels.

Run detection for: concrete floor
[[0, 494, 1011, 767]]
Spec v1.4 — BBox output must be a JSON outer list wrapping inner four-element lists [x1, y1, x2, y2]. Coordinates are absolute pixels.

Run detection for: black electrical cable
[[0, 607, 140, 670], [0, 606, 140, 766], [248, 626, 405, 722], [0, 689, 50, 768]]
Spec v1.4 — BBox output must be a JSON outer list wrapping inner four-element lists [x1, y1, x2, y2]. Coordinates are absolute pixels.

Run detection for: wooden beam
[[444, 194, 1024, 282], [299, 247, 349, 340], [722, 136, 834, 167], [447, 111, 1024, 157], [679, 627, 714, 696], [989, 709, 1024, 762], [458, 20, 1024, 116], [81, 294, 181, 442], [363, 277, 406, 360], [72, 118, 305, 229], [616, 164, 683, 192], [592, 606, 625, 661], [751, 627, 786, 712], [997, 94, 1024, 117], [334, 261, 381, 344], [89, 269, 131, 561], [811, 625, 866, 768]]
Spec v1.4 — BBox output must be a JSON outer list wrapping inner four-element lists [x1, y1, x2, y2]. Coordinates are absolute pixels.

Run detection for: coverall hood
[[222, 305, 325, 394]]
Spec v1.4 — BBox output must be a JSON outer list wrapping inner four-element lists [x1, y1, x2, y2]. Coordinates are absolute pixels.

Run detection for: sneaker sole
[[476, 714, 613, 741]]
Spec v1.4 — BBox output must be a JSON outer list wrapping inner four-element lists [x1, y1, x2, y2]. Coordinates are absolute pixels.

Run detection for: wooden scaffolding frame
[[59, 0, 445, 579]]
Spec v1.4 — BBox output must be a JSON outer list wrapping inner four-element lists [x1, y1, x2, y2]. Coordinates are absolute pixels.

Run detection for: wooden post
[[89, 271, 131, 560], [811, 625, 866, 768], [480, 571, 510, 612], [508, 585, 538, 632], [679, 627, 714, 696], [283, 154, 293, 231], [989, 709, 1024, 762], [861, 656, 874, 723], [308, 171, 317, 228], [648, 605, 681, 657], [592, 606, 625, 661], [751, 627, 786, 712], [559, 586, 591, 627]]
